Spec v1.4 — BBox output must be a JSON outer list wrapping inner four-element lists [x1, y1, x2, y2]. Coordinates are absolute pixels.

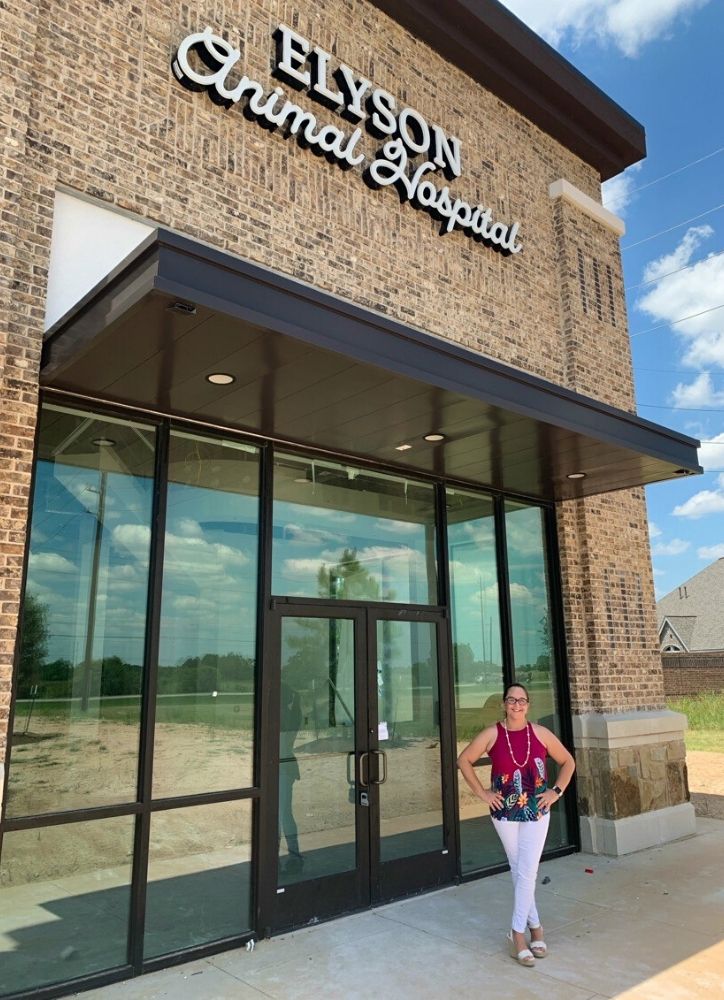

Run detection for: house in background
[[657, 559, 724, 653], [657, 559, 724, 697]]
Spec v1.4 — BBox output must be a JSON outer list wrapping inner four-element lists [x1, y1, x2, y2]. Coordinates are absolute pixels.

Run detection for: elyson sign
[[172, 24, 523, 255]]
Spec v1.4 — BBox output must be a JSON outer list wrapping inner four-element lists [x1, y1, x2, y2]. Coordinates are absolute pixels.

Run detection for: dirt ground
[[687, 750, 724, 819]]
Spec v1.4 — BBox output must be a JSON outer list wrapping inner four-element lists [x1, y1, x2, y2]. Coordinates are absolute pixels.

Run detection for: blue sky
[[500, 0, 724, 600]]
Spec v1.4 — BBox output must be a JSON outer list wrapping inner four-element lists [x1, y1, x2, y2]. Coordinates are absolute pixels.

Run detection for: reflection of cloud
[[302, 507, 357, 524], [449, 560, 497, 587], [176, 517, 204, 538], [171, 594, 218, 613], [29, 551, 76, 573], [114, 522, 250, 577], [279, 522, 345, 546], [462, 521, 494, 544], [372, 518, 423, 535], [509, 582, 536, 604], [283, 557, 327, 577]]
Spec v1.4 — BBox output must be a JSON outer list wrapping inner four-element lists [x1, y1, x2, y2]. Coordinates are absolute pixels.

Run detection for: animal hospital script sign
[[172, 25, 523, 255]]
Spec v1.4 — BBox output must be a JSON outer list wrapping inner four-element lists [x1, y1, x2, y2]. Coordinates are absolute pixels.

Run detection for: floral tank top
[[489, 722, 548, 821]]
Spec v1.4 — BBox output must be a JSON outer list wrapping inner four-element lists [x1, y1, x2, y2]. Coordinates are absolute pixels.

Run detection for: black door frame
[[257, 599, 457, 933]]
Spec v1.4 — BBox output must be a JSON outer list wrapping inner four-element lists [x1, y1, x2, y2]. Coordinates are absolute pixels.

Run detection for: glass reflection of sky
[[447, 508, 503, 667], [505, 504, 552, 669], [26, 459, 153, 666], [272, 500, 435, 604], [158, 480, 259, 665]]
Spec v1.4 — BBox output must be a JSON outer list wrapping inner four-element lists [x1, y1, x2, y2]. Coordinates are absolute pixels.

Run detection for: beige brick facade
[[0, 0, 683, 839]]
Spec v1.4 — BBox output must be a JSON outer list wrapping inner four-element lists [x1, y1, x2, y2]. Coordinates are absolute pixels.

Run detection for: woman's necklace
[[503, 721, 531, 768]]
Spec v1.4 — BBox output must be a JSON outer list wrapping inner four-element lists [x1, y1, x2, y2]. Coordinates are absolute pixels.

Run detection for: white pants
[[492, 813, 550, 933]]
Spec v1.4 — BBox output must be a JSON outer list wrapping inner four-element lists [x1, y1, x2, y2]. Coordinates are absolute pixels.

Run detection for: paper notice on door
[[378, 720, 389, 741]]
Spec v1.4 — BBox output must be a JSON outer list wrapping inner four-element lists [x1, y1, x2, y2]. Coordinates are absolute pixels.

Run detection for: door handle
[[358, 751, 369, 788], [370, 749, 388, 785]]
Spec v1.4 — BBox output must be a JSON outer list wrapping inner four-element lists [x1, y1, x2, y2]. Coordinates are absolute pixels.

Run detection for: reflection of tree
[[535, 613, 552, 672], [19, 593, 49, 693], [157, 652, 255, 694], [317, 547, 384, 601], [319, 549, 382, 725]]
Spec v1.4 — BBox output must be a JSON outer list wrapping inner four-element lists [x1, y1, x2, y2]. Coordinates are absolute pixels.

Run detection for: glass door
[[369, 613, 455, 903], [269, 607, 370, 928], [266, 606, 455, 931]]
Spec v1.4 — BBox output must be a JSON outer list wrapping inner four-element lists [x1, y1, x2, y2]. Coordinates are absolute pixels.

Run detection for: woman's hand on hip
[[482, 787, 504, 810], [537, 789, 560, 812]]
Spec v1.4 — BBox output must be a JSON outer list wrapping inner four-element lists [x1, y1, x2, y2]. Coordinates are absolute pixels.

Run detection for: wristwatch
[[553, 785, 563, 797]]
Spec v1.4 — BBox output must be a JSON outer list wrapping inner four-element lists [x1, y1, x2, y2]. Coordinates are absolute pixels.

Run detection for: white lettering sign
[[172, 25, 522, 255]]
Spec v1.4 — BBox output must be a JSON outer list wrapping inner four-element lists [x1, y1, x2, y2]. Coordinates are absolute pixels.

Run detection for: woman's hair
[[503, 681, 530, 702]]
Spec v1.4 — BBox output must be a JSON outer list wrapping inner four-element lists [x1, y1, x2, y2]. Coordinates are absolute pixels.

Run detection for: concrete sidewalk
[[81, 818, 724, 1000]]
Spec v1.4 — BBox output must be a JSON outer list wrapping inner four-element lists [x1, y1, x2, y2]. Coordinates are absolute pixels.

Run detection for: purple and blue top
[[488, 721, 549, 821]]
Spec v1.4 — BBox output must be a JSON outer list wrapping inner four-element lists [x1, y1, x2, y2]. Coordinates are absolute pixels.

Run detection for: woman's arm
[[533, 724, 576, 811], [457, 726, 504, 811]]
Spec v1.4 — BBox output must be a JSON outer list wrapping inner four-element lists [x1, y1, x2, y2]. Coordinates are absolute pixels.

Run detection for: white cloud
[[637, 226, 724, 369], [699, 435, 724, 471], [672, 490, 724, 519], [698, 543, 724, 559], [28, 551, 76, 574], [670, 372, 724, 409], [648, 521, 662, 538], [602, 163, 642, 217], [498, 0, 710, 57], [651, 538, 690, 555]]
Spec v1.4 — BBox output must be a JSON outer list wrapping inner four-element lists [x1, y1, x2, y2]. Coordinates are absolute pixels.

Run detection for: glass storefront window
[[7, 405, 155, 816], [143, 801, 253, 958], [446, 488, 506, 873], [504, 499, 569, 850], [152, 432, 260, 798], [272, 453, 438, 604], [0, 817, 135, 996]]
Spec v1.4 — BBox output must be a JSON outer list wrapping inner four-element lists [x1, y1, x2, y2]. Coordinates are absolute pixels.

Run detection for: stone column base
[[580, 802, 696, 855], [573, 710, 695, 856]]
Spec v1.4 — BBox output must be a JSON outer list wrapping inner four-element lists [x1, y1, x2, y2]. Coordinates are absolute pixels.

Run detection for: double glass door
[[267, 604, 455, 930]]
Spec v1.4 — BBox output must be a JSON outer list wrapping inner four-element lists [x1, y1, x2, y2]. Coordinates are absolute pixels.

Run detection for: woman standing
[[457, 683, 575, 966]]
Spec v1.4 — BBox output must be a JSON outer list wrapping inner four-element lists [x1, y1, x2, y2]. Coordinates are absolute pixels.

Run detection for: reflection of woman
[[457, 683, 575, 966], [279, 682, 303, 872]]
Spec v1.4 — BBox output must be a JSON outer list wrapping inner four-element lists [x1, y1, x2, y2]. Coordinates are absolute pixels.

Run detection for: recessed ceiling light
[[92, 437, 116, 447], [423, 433, 445, 443], [396, 443, 413, 452], [206, 373, 235, 385], [567, 472, 586, 480]]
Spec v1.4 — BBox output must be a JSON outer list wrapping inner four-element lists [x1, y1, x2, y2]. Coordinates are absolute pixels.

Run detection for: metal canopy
[[41, 230, 701, 502]]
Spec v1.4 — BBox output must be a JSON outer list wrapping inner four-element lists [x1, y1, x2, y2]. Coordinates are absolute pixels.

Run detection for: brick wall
[[662, 652, 724, 697], [0, 0, 662, 769]]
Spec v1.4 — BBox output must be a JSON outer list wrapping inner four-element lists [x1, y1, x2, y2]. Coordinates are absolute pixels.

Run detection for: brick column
[[0, 3, 50, 805], [550, 180, 694, 854]]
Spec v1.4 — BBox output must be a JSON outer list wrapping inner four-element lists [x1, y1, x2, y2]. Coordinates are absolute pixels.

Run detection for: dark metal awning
[[41, 230, 701, 502]]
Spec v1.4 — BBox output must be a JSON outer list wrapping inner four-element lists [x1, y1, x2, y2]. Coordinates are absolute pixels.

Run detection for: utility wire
[[638, 403, 724, 412], [627, 248, 724, 291], [636, 368, 720, 375], [630, 302, 724, 338], [622, 202, 724, 250], [625, 144, 724, 197]]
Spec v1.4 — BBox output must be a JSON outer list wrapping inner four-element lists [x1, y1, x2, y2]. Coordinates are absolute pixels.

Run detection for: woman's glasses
[[504, 697, 529, 706]]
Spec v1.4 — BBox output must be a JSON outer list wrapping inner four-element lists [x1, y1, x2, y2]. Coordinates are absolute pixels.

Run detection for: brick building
[[0, 1, 702, 997]]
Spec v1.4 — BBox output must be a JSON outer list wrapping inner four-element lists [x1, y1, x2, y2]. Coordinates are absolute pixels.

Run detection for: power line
[[630, 302, 724, 338], [636, 368, 721, 375], [625, 144, 724, 197], [627, 248, 724, 291], [638, 403, 724, 412], [622, 202, 724, 251]]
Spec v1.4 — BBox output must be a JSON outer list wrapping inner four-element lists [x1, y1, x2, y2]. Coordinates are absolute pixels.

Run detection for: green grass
[[668, 692, 724, 754]]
